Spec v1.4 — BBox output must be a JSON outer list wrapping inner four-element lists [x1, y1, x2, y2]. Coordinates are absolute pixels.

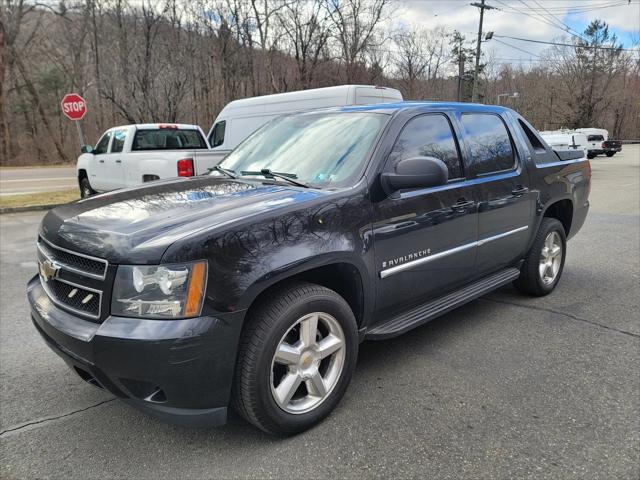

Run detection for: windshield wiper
[[240, 169, 309, 188], [206, 164, 237, 179]]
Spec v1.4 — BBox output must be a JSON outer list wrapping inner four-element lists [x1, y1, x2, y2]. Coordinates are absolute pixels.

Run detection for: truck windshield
[[215, 112, 388, 187]]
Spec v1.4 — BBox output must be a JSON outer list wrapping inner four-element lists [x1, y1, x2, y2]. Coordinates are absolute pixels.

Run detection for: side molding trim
[[379, 225, 528, 279]]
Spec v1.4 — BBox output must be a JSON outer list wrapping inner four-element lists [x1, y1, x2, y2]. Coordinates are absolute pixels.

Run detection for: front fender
[[236, 252, 373, 312], [160, 188, 376, 318], [76, 154, 93, 174]]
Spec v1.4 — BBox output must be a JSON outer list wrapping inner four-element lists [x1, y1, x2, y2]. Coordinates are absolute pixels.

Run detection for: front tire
[[79, 177, 96, 198], [514, 218, 567, 296], [606, 152, 615, 157], [232, 282, 358, 436]]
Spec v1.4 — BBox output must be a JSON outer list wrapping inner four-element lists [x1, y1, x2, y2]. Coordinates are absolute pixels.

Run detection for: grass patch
[[0, 189, 80, 209]]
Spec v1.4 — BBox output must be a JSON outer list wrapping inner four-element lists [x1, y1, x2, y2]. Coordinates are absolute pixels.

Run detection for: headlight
[[111, 261, 207, 319]]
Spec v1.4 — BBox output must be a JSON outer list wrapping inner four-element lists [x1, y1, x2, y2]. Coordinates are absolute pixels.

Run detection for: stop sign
[[60, 93, 87, 121]]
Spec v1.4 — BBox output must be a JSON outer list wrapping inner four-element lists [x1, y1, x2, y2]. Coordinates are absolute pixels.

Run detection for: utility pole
[[457, 35, 465, 102], [471, 0, 495, 103]]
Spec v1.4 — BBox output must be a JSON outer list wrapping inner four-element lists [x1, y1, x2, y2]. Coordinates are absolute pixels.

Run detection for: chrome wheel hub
[[539, 231, 562, 285], [270, 312, 345, 414]]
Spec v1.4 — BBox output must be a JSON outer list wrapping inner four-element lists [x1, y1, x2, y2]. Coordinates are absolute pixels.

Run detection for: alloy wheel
[[539, 231, 562, 285], [270, 312, 345, 414]]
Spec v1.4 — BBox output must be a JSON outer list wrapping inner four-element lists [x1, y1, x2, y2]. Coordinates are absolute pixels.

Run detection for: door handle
[[115, 159, 122, 164], [98, 159, 105, 163], [512, 185, 529, 197], [453, 199, 475, 212]]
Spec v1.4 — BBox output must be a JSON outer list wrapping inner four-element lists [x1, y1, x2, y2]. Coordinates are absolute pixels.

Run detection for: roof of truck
[[108, 123, 202, 130], [331, 101, 514, 114]]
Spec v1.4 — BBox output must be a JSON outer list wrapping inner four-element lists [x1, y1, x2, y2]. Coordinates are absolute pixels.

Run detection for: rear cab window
[[132, 128, 207, 151], [460, 113, 515, 175], [518, 119, 547, 154], [386, 113, 464, 182]]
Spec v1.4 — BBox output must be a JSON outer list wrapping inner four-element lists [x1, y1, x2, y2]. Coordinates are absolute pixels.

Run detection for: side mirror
[[381, 156, 449, 192], [80, 145, 93, 154]]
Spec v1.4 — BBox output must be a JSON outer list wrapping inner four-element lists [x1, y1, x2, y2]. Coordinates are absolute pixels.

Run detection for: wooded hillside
[[1, 0, 638, 165]]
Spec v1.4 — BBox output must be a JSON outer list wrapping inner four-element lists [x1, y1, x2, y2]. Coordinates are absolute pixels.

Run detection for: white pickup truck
[[77, 123, 218, 197]]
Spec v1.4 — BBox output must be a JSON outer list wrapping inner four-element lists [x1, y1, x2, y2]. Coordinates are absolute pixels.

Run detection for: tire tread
[[232, 281, 353, 435], [514, 217, 566, 296]]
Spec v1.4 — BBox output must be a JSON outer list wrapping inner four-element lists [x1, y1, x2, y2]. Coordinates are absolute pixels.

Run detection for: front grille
[[37, 237, 109, 321], [38, 237, 107, 279], [43, 278, 101, 318]]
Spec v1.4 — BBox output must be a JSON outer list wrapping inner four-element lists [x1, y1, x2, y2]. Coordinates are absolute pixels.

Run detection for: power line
[[494, 0, 586, 39], [493, 34, 640, 52], [527, 0, 588, 41], [493, 38, 542, 57], [493, 0, 638, 41], [496, 1, 636, 14]]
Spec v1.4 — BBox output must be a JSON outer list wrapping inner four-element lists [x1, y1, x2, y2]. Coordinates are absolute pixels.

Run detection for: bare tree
[[278, 0, 330, 88], [323, 0, 390, 83], [2, 1, 639, 166]]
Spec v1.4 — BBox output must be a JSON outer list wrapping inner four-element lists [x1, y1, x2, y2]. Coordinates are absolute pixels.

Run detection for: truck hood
[[40, 176, 328, 264]]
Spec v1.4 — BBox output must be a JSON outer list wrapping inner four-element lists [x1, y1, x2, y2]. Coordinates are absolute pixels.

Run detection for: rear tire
[[606, 152, 615, 157], [514, 218, 566, 296], [79, 177, 96, 198], [232, 282, 358, 436]]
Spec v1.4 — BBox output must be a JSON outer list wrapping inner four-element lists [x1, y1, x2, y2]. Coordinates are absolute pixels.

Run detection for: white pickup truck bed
[[77, 123, 219, 196]]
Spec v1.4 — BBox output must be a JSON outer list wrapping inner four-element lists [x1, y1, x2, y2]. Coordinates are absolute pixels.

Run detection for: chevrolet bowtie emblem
[[39, 259, 61, 282]]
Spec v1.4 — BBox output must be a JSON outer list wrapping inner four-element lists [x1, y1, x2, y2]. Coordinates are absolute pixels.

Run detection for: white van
[[540, 130, 588, 156], [206, 85, 403, 162]]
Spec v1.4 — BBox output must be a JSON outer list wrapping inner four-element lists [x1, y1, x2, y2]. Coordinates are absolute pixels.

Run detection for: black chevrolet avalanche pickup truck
[[28, 102, 591, 435]]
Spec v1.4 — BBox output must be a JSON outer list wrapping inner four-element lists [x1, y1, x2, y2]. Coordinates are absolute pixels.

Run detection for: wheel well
[[247, 263, 365, 328], [543, 199, 573, 235], [78, 169, 88, 181]]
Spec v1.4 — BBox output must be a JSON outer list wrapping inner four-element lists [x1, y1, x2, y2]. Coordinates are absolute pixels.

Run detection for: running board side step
[[366, 267, 521, 340]]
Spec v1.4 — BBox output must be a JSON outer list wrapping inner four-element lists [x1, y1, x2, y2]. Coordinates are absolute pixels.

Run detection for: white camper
[[206, 85, 403, 162]]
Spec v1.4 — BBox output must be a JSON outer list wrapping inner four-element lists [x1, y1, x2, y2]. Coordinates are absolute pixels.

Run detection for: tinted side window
[[209, 121, 226, 148], [587, 135, 604, 142], [94, 132, 111, 155], [518, 119, 546, 153], [461, 114, 515, 175], [111, 129, 127, 153], [388, 114, 463, 180]]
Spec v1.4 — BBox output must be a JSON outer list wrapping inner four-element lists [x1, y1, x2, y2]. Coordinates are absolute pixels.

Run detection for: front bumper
[[27, 275, 245, 427]]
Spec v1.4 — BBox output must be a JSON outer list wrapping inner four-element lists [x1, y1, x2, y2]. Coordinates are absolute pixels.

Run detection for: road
[[1, 147, 638, 479], [0, 166, 77, 196]]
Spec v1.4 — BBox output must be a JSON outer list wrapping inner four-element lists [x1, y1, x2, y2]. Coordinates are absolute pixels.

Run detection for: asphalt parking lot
[[1, 146, 638, 479]]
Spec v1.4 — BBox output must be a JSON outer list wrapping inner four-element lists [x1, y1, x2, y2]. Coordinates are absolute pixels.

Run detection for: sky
[[396, 0, 640, 65]]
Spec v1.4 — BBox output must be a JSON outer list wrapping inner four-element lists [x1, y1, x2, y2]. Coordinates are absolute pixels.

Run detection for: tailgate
[[554, 149, 585, 161]]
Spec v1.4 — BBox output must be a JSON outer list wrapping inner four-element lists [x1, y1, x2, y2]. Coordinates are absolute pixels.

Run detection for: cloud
[[395, 0, 639, 63]]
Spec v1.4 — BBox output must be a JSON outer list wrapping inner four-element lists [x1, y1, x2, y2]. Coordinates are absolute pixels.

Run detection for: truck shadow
[[179, 286, 513, 441]]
